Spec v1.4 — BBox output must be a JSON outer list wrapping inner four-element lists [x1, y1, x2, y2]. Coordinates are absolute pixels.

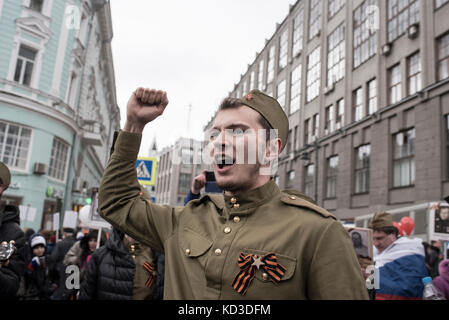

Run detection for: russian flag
[[374, 237, 428, 300]]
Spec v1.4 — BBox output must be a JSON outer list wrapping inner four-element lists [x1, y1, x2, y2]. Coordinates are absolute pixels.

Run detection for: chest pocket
[[242, 248, 297, 283], [179, 228, 213, 258]]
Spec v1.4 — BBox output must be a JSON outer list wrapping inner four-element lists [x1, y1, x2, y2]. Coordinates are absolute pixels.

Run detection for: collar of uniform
[[223, 179, 280, 215]]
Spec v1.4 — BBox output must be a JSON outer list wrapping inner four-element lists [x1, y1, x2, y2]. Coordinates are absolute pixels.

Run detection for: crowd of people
[[1, 160, 164, 300]]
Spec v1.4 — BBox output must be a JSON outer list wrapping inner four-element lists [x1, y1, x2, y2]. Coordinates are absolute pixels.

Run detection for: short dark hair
[[218, 97, 273, 140], [373, 226, 399, 237]]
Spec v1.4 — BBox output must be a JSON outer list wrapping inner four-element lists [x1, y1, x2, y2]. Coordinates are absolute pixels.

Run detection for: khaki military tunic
[[99, 131, 369, 300]]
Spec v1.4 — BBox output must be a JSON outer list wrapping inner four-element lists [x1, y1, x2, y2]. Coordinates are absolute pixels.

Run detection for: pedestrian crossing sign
[[136, 157, 157, 186]]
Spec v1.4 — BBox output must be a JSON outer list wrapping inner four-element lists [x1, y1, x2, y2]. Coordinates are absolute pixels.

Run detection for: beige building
[[155, 137, 203, 206], [204, 0, 449, 236]]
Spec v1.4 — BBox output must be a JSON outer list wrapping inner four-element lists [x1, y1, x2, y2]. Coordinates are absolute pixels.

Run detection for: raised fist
[[191, 170, 207, 195], [124, 88, 169, 133]]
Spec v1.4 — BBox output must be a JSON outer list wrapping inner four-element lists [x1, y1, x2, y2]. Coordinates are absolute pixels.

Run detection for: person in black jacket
[[79, 228, 137, 300], [22, 233, 56, 300], [49, 228, 76, 300], [0, 161, 26, 299]]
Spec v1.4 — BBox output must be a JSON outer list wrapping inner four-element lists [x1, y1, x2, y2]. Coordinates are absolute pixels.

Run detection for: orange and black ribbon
[[142, 261, 156, 288], [231, 252, 286, 295]]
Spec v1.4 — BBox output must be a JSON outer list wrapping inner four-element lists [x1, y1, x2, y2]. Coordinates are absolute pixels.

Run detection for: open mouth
[[215, 154, 235, 170]]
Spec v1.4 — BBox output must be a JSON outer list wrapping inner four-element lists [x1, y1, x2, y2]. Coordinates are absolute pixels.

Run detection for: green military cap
[[237, 89, 289, 152], [0, 161, 11, 187], [368, 211, 394, 229]]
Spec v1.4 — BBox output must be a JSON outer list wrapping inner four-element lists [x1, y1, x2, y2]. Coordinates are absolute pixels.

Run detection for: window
[[250, 70, 256, 90], [355, 144, 370, 193], [267, 46, 276, 84], [438, 33, 449, 81], [309, 0, 322, 40], [49, 137, 69, 181], [336, 98, 345, 128], [367, 79, 377, 115], [353, 87, 363, 122], [14, 45, 37, 86], [326, 156, 339, 198], [387, 0, 420, 42], [258, 60, 265, 89], [290, 64, 301, 114], [329, 0, 345, 18], [304, 118, 311, 144], [389, 64, 402, 104], [277, 79, 287, 111], [313, 113, 319, 137], [327, 23, 345, 86], [287, 129, 292, 154], [292, 9, 304, 57], [29, 0, 44, 12], [306, 46, 320, 102], [274, 175, 279, 185], [279, 29, 288, 70], [287, 170, 295, 186], [178, 173, 191, 194], [446, 115, 449, 179], [304, 164, 315, 198], [436, 0, 449, 9], [407, 52, 421, 95], [353, 0, 378, 68], [0, 121, 32, 170], [294, 126, 300, 151], [393, 128, 415, 187], [242, 78, 247, 96], [181, 148, 193, 164], [325, 104, 335, 133]]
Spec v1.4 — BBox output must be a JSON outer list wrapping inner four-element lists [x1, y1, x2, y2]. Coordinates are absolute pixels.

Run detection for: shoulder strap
[[281, 190, 336, 219]]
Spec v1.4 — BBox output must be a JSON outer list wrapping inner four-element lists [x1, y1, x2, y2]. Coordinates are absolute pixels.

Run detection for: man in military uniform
[[98, 87, 368, 299]]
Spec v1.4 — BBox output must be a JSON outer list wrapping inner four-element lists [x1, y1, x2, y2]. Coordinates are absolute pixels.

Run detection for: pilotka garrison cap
[[369, 211, 394, 229], [237, 89, 289, 152], [0, 161, 11, 187]]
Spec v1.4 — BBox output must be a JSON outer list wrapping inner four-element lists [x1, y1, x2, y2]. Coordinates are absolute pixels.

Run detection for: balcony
[[81, 119, 103, 146]]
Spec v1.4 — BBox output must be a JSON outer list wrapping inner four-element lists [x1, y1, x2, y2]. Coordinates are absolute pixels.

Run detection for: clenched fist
[[124, 87, 169, 133], [191, 170, 207, 194]]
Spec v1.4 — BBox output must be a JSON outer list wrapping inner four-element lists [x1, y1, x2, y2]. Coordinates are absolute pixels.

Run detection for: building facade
[[207, 0, 449, 236], [155, 137, 203, 206], [0, 0, 120, 231]]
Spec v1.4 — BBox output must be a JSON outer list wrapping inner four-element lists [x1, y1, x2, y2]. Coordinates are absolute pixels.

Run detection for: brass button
[[130, 245, 135, 252], [289, 196, 297, 200], [224, 227, 231, 234], [262, 273, 268, 281], [230, 197, 237, 204], [233, 203, 240, 209], [185, 248, 191, 256], [214, 248, 222, 256], [132, 255, 136, 259], [233, 216, 240, 223]]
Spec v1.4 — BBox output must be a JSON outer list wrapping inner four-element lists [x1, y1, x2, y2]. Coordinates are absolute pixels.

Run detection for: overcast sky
[[110, 0, 296, 156]]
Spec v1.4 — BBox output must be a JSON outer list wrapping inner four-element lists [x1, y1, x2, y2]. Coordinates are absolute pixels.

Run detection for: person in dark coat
[[79, 228, 136, 300], [22, 234, 56, 300], [0, 161, 26, 299], [426, 240, 443, 278], [49, 228, 76, 300]]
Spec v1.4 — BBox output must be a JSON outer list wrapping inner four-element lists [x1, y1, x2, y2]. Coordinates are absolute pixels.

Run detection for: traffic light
[[84, 187, 99, 205]]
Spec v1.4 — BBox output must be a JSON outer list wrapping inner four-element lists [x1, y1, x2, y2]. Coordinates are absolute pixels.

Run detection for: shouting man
[[98, 88, 368, 299]]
